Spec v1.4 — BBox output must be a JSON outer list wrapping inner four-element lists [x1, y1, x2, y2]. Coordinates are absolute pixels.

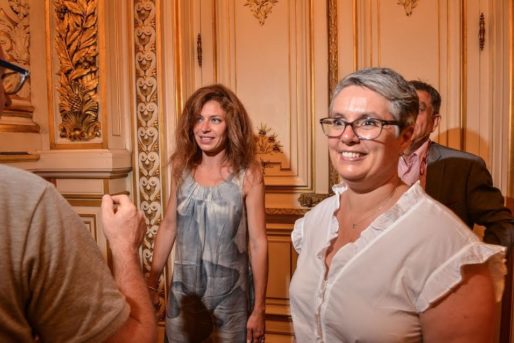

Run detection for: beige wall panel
[[76, 207, 109, 262], [376, 1, 440, 83], [56, 178, 104, 194], [213, 0, 312, 189], [267, 233, 294, 299]]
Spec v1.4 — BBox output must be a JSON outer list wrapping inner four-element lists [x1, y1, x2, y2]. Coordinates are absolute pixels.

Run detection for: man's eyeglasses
[[0, 59, 30, 95], [319, 117, 401, 140]]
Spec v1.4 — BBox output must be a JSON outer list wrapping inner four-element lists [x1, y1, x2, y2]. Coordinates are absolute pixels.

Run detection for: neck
[[201, 149, 227, 168], [345, 181, 400, 212], [405, 137, 429, 156]]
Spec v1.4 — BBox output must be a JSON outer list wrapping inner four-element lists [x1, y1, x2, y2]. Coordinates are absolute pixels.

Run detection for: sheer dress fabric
[[166, 171, 251, 342]]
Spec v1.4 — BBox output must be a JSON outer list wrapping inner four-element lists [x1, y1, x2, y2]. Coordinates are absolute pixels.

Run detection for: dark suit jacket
[[425, 142, 514, 248]]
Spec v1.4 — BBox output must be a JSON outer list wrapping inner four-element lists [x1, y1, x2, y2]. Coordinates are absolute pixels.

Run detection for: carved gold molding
[[54, 0, 100, 141], [297, 0, 338, 208], [256, 123, 283, 154], [134, 0, 165, 321], [244, 0, 278, 26], [0, 0, 30, 99], [397, 0, 419, 16], [327, 0, 339, 190]]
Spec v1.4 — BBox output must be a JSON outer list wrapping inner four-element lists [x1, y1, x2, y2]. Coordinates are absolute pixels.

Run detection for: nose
[[339, 123, 359, 143], [199, 119, 211, 131]]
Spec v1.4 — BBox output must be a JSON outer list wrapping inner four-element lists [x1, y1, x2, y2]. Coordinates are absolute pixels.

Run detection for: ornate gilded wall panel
[[53, 0, 100, 143], [133, 0, 166, 321], [0, 0, 36, 132]]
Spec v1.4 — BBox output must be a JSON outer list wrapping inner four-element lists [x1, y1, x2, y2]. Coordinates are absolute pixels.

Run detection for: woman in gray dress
[[147, 84, 268, 343]]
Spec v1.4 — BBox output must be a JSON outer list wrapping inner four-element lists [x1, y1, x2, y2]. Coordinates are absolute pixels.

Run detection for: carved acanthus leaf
[[55, 0, 100, 141], [244, 0, 278, 26], [397, 0, 419, 16]]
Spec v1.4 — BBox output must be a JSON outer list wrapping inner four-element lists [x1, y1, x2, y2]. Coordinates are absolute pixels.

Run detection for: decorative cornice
[[244, 0, 278, 26], [397, 0, 419, 17], [134, 0, 165, 321], [54, 0, 100, 141]]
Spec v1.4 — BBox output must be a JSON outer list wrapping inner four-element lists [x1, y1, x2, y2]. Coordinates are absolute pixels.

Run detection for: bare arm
[[146, 181, 178, 293], [420, 262, 497, 343], [244, 163, 268, 342], [101, 194, 156, 343]]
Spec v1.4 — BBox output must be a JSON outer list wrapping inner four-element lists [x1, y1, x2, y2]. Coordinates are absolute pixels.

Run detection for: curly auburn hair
[[170, 84, 257, 185]]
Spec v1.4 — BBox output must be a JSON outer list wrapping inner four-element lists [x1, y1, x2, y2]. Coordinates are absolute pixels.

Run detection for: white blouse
[[289, 183, 505, 343]]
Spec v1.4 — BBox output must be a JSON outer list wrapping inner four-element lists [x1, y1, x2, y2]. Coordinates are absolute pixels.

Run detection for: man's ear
[[431, 114, 441, 132], [399, 125, 414, 152]]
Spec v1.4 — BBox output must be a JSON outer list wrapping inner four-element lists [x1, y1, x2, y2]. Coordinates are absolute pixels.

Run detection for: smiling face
[[193, 100, 228, 156], [329, 85, 413, 191]]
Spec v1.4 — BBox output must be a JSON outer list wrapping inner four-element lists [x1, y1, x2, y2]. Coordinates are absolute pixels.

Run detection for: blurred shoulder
[[430, 142, 485, 165], [0, 164, 51, 193], [243, 160, 264, 186]]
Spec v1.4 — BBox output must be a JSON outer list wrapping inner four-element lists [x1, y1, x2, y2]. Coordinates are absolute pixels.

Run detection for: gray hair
[[330, 67, 419, 128]]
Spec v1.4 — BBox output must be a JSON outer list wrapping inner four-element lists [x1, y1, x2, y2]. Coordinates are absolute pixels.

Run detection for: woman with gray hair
[[289, 67, 505, 342]]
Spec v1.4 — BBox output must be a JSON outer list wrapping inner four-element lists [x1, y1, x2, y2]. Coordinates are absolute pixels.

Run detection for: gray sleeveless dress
[[165, 170, 251, 342]]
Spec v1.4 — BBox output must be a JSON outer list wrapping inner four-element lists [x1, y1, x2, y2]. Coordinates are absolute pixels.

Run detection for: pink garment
[[398, 140, 431, 187]]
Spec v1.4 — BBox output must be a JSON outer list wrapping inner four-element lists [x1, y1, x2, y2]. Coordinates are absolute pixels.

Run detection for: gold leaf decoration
[[256, 123, 282, 154], [0, 0, 31, 98], [397, 0, 419, 16], [55, 0, 100, 141], [134, 0, 165, 322], [244, 0, 278, 26]]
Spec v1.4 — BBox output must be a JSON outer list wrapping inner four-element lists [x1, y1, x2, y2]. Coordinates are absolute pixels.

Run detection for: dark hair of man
[[409, 80, 441, 115]]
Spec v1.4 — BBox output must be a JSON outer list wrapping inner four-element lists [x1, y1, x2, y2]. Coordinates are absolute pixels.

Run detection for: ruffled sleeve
[[416, 242, 506, 312], [291, 217, 305, 253]]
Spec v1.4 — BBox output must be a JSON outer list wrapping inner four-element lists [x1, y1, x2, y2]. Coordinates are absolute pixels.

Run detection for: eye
[[356, 118, 380, 128], [211, 117, 222, 124], [332, 118, 346, 128]]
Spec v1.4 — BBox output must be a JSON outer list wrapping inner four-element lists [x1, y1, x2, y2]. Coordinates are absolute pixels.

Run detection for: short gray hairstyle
[[330, 67, 419, 128]]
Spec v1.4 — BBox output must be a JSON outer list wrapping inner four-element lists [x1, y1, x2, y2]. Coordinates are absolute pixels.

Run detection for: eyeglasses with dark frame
[[319, 116, 402, 140], [0, 59, 30, 95]]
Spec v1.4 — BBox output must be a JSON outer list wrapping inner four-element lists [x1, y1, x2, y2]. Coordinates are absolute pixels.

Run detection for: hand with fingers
[[246, 309, 266, 343], [101, 194, 146, 255]]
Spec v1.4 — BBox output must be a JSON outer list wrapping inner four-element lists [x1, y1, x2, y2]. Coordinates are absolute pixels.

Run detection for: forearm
[[108, 247, 156, 342], [147, 225, 176, 286], [250, 240, 268, 311]]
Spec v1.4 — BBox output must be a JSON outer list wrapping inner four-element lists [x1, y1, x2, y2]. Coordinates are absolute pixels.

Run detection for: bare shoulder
[[243, 161, 264, 194]]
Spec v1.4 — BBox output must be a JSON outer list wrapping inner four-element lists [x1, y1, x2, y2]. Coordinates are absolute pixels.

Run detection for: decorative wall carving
[[134, 0, 165, 320], [0, 0, 30, 98], [54, 0, 100, 141], [256, 124, 282, 154], [327, 0, 339, 190], [397, 0, 419, 16], [244, 0, 278, 26]]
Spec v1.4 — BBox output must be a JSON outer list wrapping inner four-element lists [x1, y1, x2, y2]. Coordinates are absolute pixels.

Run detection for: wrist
[[251, 305, 266, 314]]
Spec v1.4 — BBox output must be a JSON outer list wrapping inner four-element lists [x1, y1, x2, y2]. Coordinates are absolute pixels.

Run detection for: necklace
[[349, 187, 397, 229]]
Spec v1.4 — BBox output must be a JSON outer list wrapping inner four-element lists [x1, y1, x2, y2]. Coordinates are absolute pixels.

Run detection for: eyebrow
[[330, 112, 379, 119]]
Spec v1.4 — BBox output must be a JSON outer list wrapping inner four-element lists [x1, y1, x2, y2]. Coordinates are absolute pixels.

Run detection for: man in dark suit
[[399, 80, 514, 248]]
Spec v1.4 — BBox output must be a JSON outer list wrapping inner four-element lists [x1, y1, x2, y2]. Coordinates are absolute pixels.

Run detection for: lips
[[340, 151, 364, 160], [197, 136, 215, 144]]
